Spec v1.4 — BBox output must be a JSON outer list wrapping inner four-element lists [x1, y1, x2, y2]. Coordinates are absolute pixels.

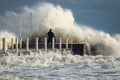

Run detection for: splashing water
[[0, 3, 120, 55], [0, 51, 120, 80], [0, 3, 120, 80]]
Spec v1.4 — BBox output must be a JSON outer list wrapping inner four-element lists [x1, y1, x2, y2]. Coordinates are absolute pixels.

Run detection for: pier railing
[[1, 37, 88, 55]]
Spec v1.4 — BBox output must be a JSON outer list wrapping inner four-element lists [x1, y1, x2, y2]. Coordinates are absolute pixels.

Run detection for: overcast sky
[[0, 0, 120, 34]]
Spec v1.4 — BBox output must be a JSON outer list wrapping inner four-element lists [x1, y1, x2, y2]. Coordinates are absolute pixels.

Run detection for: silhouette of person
[[47, 29, 56, 47]]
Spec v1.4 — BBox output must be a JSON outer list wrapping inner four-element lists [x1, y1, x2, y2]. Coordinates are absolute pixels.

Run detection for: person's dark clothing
[[47, 31, 55, 44]]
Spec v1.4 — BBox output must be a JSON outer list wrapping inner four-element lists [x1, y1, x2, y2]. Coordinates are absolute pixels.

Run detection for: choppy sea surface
[[0, 50, 120, 80]]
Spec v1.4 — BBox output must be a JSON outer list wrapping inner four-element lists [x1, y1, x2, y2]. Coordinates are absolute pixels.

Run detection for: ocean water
[[0, 50, 120, 80], [0, 2, 120, 80]]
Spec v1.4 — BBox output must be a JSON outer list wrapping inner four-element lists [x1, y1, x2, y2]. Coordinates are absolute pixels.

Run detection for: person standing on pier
[[47, 29, 56, 48]]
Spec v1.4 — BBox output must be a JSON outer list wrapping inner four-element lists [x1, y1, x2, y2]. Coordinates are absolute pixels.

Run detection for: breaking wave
[[0, 3, 120, 55]]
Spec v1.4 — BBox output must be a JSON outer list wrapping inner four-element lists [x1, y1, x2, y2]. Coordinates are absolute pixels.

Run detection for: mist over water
[[0, 3, 120, 55]]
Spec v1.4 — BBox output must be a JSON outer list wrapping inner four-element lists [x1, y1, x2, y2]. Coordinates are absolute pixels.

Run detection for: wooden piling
[[20, 38, 22, 49], [59, 37, 62, 51], [26, 37, 29, 51], [44, 37, 47, 51], [0, 40, 2, 49], [15, 38, 18, 53], [36, 37, 38, 51], [2, 38, 7, 53], [66, 37, 68, 49], [11, 38, 14, 50], [52, 38, 55, 50]]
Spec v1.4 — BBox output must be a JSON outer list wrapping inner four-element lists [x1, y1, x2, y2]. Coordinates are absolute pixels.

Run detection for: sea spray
[[0, 3, 120, 55], [0, 31, 16, 49], [1, 51, 120, 80]]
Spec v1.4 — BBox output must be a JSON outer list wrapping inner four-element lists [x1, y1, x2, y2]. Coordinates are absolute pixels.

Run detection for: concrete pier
[[1, 37, 88, 56]]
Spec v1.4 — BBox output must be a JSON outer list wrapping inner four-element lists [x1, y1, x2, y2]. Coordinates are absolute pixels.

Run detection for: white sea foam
[[0, 3, 120, 55], [0, 51, 120, 80], [0, 2, 120, 80]]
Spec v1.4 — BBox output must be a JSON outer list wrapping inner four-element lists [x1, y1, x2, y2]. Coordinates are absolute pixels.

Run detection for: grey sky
[[0, 0, 120, 34]]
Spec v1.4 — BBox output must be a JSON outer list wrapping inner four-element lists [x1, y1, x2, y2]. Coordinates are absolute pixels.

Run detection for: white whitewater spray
[[0, 3, 120, 55], [0, 31, 16, 49]]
